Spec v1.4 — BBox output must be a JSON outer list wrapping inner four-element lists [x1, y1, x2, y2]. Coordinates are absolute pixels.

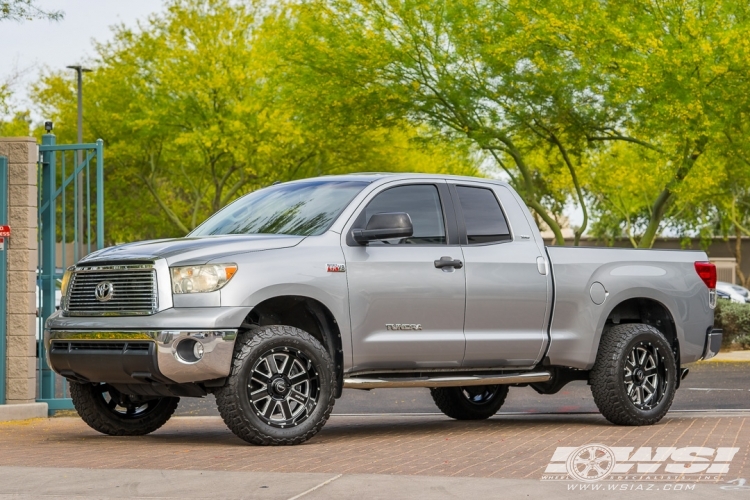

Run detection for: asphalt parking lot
[[2, 360, 748, 499]]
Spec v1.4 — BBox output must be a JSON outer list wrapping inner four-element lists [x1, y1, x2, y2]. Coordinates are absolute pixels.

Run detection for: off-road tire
[[215, 325, 335, 445], [590, 323, 677, 426], [430, 385, 509, 420], [70, 382, 179, 436]]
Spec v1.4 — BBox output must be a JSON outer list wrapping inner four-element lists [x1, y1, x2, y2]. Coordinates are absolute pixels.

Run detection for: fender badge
[[326, 264, 346, 273], [386, 324, 423, 331]]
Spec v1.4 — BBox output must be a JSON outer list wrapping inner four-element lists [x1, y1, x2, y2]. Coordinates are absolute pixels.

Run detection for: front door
[[342, 181, 466, 372], [451, 183, 551, 368]]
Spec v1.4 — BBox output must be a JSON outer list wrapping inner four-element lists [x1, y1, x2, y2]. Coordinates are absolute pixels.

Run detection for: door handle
[[434, 256, 463, 269], [536, 256, 548, 276]]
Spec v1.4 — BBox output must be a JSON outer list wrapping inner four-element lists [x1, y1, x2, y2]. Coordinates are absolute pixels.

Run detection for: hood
[[78, 234, 305, 266]]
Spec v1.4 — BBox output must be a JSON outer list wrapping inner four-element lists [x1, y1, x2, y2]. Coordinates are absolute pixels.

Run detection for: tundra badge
[[386, 324, 423, 331]]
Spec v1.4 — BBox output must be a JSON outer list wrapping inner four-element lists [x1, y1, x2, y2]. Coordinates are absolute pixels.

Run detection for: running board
[[343, 371, 551, 390]]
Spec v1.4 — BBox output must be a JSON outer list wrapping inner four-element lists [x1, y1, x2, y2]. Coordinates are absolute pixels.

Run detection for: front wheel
[[590, 323, 677, 426], [70, 382, 179, 436], [430, 385, 509, 420], [215, 325, 335, 445]]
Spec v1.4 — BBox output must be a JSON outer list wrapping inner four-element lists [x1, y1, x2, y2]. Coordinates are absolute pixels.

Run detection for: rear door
[[449, 182, 551, 368], [342, 180, 466, 372]]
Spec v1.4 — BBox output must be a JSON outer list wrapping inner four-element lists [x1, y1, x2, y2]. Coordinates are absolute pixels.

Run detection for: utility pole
[[66, 65, 91, 262]]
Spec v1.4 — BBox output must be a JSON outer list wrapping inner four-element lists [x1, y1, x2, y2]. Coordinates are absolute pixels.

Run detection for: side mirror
[[352, 212, 413, 244]]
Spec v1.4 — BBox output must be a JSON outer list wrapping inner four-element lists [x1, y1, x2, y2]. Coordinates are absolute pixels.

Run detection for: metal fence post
[[0, 155, 8, 404], [39, 134, 56, 401], [96, 139, 104, 249]]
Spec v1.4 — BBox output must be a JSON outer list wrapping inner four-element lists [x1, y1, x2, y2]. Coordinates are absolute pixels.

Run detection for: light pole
[[66, 65, 91, 261]]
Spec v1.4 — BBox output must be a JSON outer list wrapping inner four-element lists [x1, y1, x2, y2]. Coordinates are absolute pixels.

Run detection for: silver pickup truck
[[45, 174, 720, 445]]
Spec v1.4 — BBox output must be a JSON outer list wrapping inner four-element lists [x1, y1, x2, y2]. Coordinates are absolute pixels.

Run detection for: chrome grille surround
[[63, 264, 158, 316]]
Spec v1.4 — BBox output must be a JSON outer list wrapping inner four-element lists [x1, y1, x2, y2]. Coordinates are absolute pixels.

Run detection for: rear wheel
[[430, 384, 509, 420], [590, 323, 676, 425], [70, 382, 179, 436]]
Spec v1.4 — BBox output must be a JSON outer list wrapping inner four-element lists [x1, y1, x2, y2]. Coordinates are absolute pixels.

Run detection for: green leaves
[[299, 0, 750, 247], [33, 0, 475, 242], [27, 0, 750, 252], [0, 0, 63, 22]]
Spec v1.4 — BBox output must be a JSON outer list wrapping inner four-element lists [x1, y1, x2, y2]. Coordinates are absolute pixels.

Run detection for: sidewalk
[[1, 466, 747, 500]]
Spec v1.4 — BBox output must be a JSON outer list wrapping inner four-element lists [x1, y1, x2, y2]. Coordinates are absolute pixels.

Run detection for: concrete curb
[[0, 403, 48, 422], [702, 351, 750, 362]]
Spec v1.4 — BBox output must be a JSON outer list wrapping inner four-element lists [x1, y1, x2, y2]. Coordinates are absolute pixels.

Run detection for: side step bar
[[343, 371, 551, 390]]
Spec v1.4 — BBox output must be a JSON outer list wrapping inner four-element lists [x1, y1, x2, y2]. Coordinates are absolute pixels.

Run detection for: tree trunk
[[734, 224, 750, 288], [638, 189, 671, 248]]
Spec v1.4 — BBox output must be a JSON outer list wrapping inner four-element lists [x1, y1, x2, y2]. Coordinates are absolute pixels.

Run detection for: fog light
[[175, 338, 204, 363]]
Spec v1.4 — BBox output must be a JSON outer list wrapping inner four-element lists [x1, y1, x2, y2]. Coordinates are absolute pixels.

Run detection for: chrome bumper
[[45, 329, 237, 384]]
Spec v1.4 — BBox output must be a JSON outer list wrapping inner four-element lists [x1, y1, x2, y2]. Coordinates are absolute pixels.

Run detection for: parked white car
[[716, 281, 748, 304]]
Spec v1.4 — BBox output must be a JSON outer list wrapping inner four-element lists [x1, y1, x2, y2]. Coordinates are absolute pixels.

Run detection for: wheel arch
[[603, 297, 679, 363], [243, 295, 344, 398]]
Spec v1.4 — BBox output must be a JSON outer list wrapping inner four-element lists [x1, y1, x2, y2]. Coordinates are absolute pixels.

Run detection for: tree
[[0, 0, 62, 21], [277, 0, 601, 245], [33, 0, 476, 242], [282, 0, 750, 247], [1, 68, 32, 136], [577, 0, 750, 248]]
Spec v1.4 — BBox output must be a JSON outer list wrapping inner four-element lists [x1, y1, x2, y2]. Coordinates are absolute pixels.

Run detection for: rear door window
[[455, 186, 511, 244]]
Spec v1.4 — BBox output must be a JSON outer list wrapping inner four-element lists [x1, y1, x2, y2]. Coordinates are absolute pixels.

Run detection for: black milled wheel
[[590, 323, 677, 426], [69, 382, 179, 436], [430, 385, 509, 420], [215, 325, 335, 445]]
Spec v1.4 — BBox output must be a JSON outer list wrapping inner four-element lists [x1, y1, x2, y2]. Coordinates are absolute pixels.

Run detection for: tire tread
[[70, 382, 178, 436], [430, 385, 509, 420], [590, 323, 676, 426], [215, 325, 335, 445]]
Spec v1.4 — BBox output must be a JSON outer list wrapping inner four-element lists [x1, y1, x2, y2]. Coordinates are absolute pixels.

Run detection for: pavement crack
[[286, 474, 343, 500]]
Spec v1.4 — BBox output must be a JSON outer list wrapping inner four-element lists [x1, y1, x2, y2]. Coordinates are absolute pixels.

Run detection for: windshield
[[190, 180, 369, 237]]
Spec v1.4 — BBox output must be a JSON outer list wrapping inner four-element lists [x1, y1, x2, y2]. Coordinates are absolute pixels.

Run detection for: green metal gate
[[37, 133, 104, 411], [0, 155, 8, 404]]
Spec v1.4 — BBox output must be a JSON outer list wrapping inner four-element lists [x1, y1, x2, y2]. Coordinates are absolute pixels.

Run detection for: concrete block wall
[[0, 137, 38, 404]]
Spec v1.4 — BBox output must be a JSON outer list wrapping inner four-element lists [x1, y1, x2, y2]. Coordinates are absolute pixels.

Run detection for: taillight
[[694, 261, 717, 289]]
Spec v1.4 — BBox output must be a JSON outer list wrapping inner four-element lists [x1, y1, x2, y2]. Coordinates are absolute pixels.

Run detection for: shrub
[[713, 300, 750, 350], [735, 335, 750, 350]]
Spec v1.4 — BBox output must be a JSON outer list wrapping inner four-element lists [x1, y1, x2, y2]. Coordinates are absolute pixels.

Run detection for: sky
[[0, 0, 164, 115]]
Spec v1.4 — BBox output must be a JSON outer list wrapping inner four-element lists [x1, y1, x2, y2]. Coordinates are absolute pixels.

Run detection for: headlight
[[60, 267, 74, 297], [171, 264, 238, 294]]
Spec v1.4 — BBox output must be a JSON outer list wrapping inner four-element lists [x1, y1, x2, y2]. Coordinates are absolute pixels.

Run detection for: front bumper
[[45, 329, 237, 384]]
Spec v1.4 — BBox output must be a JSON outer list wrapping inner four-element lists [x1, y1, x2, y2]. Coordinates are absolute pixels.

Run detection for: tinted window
[[456, 186, 511, 244], [190, 180, 368, 237], [363, 185, 446, 245]]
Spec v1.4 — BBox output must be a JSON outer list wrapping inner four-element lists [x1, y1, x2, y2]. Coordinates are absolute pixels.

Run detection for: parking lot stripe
[[687, 388, 749, 391]]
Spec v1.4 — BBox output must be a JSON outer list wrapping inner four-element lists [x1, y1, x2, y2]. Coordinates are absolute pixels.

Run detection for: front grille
[[65, 267, 157, 316], [51, 341, 152, 352]]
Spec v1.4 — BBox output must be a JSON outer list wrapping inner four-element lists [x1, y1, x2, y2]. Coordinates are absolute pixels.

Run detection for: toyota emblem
[[95, 281, 114, 302]]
